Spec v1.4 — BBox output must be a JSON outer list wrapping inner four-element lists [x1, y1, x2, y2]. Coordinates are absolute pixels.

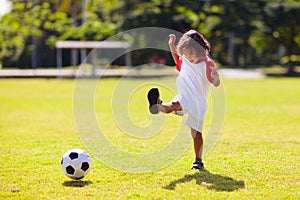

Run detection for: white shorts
[[172, 97, 205, 133], [171, 108, 204, 132], [186, 114, 204, 133]]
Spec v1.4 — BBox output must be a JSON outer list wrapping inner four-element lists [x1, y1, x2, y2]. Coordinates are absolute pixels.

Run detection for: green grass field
[[0, 78, 299, 199]]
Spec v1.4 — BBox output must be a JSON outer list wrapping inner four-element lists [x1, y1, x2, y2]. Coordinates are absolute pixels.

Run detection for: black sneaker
[[191, 160, 204, 171], [147, 88, 161, 114]]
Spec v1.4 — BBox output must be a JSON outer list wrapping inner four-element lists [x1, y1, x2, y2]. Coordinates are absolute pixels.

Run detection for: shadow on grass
[[62, 180, 92, 187], [164, 170, 244, 192]]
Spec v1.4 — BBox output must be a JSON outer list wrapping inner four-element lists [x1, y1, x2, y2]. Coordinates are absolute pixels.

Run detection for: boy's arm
[[211, 67, 220, 87], [168, 34, 179, 63]]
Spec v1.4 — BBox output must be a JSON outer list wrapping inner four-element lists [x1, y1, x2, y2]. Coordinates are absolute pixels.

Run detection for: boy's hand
[[169, 34, 176, 46], [168, 34, 179, 63]]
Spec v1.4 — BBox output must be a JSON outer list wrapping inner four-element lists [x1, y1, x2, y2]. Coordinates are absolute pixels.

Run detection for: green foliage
[[0, 1, 66, 63], [47, 12, 118, 48], [206, 1, 266, 66], [47, 0, 120, 45], [0, 2, 40, 62], [0, 0, 119, 66], [258, 4, 300, 72], [0, 0, 299, 69]]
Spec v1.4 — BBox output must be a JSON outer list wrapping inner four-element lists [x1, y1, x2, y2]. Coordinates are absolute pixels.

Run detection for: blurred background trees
[[0, 0, 299, 75]]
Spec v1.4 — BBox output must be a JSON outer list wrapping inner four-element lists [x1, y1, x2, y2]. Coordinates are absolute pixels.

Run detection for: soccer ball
[[61, 149, 92, 180]]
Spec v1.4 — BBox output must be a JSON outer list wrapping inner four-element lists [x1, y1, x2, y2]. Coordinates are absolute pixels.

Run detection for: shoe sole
[[192, 166, 204, 171], [147, 88, 160, 114], [192, 162, 204, 171]]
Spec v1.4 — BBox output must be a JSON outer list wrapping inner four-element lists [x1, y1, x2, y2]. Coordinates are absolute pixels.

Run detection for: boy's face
[[182, 47, 200, 64]]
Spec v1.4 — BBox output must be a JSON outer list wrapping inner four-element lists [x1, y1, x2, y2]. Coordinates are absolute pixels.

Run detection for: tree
[[0, 0, 119, 68], [259, 2, 300, 75], [1, 0, 299, 69], [205, 0, 267, 67], [110, 0, 210, 65], [0, 1, 69, 67]]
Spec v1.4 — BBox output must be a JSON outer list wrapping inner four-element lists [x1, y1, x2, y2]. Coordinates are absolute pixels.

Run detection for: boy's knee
[[195, 132, 202, 139], [171, 101, 182, 111], [191, 130, 202, 139]]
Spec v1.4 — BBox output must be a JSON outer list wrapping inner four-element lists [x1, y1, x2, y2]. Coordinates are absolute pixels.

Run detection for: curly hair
[[176, 30, 210, 58]]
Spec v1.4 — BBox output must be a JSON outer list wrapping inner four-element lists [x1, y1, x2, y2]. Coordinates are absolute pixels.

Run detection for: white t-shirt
[[173, 56, 214, 132]]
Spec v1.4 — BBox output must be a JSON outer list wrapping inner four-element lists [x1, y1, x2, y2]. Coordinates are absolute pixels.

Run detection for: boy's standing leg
[[191, 128, 204, 170]]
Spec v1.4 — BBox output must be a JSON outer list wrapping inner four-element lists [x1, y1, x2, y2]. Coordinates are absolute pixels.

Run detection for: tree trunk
[[285, 42, 297, 76], [233, 44, 240, 67], [31, 36, 38, 69], [286, 61, 296, 76], [228, 32, 235, 67]]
